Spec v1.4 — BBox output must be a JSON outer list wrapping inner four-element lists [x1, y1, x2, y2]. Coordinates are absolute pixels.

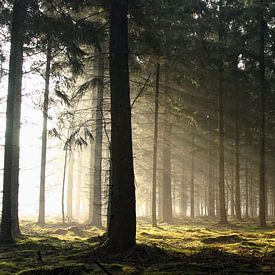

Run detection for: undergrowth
[[0, 218, 274, 274]]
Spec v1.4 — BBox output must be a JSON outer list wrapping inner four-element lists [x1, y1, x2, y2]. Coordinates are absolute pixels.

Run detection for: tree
[[152, 61, 160, 227], [258, 0, 267, 228], [38, 38, 52, 226], [1, 0, 29, 242], [103, 0, 136, 252], [91, 47, 105, 228], [217, 0, 228, 224]]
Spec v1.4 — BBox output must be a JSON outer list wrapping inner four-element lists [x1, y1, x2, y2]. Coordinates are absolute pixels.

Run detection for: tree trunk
[[208, 117, 215, 217], [38, 39, 51, 226], [180, 170, 187, 217], [190, 127, 195, 218], [259, 0, 267, 227], [152, 61, 160, 227], [1, 0, 29, 243], [230, 164, 235, 217], [217, 5, 227, 224], [66, 153, 74, 221], [245, 159, 249, 218], [105, 0, 136, 252], [91, 47, 105, 227], [162, 121, 173, 223], [75, 151, 82, 219], [62, 147, 68, 224], [235, 90, 241, 220]]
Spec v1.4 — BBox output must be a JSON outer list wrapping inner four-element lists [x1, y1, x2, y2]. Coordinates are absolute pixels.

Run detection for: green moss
[[0, 218, 273, 274]]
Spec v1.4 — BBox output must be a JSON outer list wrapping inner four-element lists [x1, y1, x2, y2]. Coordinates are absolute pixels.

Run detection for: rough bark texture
[[38, 40, 51, 226], [105, 0, 136, 252], [152, 62, 160, 227], [1, 0, 28, 242], [91, 48, 105, 227]]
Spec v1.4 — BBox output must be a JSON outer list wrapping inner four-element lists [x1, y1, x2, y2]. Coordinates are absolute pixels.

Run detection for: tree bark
[[235, 89, 241, 220], [1, 0, 29, 242], [190, 127, 195, 218], [152, 61, 160, 227], [62, 147, 68, 224], [208, 117, 215, 217], [75, 151, 82, 219], [259, 0, 267, 227], [245, 159, 249, 218], [66, 153, 74, 221], [105, 0, 136, 252], [91, 47, 105, 227], [162, 119, 173, 223], [217, 2, 228, 224], [38, 39, 51, 226]]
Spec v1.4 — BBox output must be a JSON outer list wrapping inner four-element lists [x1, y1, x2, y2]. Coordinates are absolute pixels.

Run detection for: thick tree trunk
[[152, 61, 160, 227], [217, 8, 227, 224], [38, 39, 51, 226], [11, 82, 21, 238], [105, 0, 136, 252], [190, 127, 195, 218], [66, 153, 74, 221], [1, 0, 28, 242], [91, 48, 105, 227], [259, 1, 267, 227]]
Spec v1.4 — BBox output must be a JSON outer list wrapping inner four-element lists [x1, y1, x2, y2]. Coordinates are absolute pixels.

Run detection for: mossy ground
[[0, 217, 274, 274]]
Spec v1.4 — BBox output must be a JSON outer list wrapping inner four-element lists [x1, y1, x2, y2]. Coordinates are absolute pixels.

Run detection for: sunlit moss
[[0, 219, 273, 273]]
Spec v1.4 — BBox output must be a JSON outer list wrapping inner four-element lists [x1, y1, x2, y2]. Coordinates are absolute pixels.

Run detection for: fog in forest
[[0, 1, 274, 273]]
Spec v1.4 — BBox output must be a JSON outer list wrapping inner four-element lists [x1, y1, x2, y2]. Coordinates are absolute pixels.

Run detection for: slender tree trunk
[[152, 61, 160, 227], [105, 0, 136, 252], [208, 117, 215, 217], [38, 39, 51, 226], [190, 127, 195, 218], [91, 48, 105, 227], [259, 1, 267, 227], [218, 5, 227, 223], [245, 159, 249, 218], [62, 147, 68, 224], [67, 153, 74, 221], [180, 170, 187, 217], [230, 164, 235, 217], [162, 121, 173, 223], [235, 90, 241, 220], [1, 0, 28, 243], [75, 151, 82, 219]]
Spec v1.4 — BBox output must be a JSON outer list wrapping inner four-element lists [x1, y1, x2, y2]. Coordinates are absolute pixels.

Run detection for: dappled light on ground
[[0, 218, 274, 274]]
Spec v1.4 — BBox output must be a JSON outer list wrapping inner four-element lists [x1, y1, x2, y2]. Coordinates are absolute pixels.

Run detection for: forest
[[0, 0, 275, 274]]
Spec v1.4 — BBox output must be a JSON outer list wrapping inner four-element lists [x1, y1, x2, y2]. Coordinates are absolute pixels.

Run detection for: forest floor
[[0, 217, 274, 274]]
